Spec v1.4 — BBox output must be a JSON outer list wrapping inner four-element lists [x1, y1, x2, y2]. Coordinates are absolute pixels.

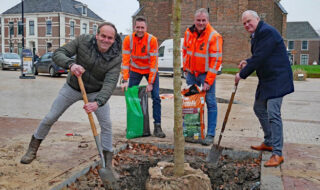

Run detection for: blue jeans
[[186, 73, 217, 136], [128, 71, 161, 124], [254, 97, 283, 156]]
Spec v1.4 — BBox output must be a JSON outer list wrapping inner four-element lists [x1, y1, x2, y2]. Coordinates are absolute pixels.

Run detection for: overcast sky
[[0, 0, 319, 33]]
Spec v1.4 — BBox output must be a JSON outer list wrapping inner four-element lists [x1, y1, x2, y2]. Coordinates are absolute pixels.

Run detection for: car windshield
[[4, 53, 20, 59]]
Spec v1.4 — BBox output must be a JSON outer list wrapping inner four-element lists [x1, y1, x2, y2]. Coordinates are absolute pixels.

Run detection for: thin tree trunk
[[173, 0, 184, 177]]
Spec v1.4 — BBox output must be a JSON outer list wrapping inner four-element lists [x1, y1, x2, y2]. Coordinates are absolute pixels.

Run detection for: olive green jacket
[[53, 34, 122, 106]]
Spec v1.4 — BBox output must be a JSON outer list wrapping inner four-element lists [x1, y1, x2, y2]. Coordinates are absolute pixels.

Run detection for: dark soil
[[66, 143, 261, 190]]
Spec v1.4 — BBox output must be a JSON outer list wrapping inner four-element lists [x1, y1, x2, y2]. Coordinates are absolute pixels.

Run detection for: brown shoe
[[251, 143, 273, 151], [264, 154, 284, 167]]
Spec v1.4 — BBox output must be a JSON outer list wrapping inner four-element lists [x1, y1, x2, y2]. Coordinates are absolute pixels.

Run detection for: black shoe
[[153, 123, 166, 138], [202, 135, 214, 146]]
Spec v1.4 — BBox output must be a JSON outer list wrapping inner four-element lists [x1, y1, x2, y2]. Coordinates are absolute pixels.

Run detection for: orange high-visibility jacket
[[121, 32, 158, 84], [182, 23, 223, 85]]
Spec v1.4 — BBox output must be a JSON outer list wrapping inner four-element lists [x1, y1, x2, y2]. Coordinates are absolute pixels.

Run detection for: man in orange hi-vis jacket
[[182, 8, 223, 145], [121, 16, 165, 138]]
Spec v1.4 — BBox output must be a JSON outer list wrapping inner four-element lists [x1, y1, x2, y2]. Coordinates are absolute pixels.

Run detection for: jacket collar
[[251, 21, 264, 39]]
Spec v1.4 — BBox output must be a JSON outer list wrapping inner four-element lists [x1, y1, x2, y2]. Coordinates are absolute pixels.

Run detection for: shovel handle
[[77, 76, 98, 137], [217, 82, 239, 146]]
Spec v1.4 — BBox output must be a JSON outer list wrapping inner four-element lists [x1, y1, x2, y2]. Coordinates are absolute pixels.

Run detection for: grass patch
[[221, 65, 320, 78]]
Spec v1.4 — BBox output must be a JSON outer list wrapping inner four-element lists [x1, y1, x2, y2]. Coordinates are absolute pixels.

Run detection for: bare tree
[[173, 0, 184, 177]]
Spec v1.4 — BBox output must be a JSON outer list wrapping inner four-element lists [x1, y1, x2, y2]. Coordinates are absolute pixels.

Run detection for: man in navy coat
[[235, 10, 294, 167]]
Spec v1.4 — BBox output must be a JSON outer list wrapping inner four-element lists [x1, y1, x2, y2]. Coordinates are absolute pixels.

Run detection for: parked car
[[33, 52, 68, 77], [0, 52, 22, 70]]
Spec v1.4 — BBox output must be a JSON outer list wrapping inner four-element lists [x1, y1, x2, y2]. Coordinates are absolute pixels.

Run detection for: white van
[[158, 38, 221, 77], [158, 38, 184, 76]]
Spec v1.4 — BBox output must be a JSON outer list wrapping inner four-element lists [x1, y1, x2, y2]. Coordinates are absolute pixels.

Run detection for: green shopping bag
[[125, 85, 144, 139]]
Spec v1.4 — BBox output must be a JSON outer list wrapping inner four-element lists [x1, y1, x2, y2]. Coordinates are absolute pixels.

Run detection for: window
[[82, 23, 87, 34], [9, 21, 14, 35], [158, 46, 165, 57], [18, 21, 23, 35], [46, 20, 52, 35], [92, 24, 97, 35], [300, 54, 309, 65], [70, 21, 75, 36], [82, 6, 87, 15], [29, 21, 34, 35], [288, 41, 294, 50], [301, 41, 308, 50]]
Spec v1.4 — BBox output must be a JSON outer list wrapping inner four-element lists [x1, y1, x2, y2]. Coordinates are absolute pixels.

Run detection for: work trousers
[[254, 97, 283, 156], [128, 71, 161, 124], [34, 83, 113, 152]]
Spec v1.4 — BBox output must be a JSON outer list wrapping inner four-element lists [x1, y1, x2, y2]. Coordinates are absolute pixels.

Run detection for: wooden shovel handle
[[77, 76, 98, 137]]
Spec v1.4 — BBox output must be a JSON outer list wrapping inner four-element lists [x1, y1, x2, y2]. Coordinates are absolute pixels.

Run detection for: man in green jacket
[[20, 22, 121, 177]]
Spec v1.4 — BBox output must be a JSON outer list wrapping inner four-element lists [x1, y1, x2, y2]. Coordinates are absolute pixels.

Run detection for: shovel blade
[[207, 145, 223, 164], [98, 167, 118, 190]]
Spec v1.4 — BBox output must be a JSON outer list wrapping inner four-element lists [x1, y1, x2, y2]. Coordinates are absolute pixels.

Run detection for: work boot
[[102, 150, 119, 190], [201, 135, 214, 146], [251, 143, 273, 151], [153, 123, 166, 138], [20, 135, 42, 164]]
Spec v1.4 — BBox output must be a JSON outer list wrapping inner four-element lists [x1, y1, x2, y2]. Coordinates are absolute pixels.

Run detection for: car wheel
[[49, 67, 56, 77], [1, 63, 5, 70]]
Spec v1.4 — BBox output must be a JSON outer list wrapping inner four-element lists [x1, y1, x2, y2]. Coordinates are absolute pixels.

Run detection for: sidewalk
[[0, 71, 319, 189]]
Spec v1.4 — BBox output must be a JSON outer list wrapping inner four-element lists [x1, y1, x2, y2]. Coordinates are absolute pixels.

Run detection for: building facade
[[286, 22, 320, 65], [134, 0, 287, 66], [0, 0, 104, 57]]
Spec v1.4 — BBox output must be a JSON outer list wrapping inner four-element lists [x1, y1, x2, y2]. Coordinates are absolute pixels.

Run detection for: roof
[[1, 0, 103, 21], [275, 1, 288, 14], [286, 22, 320, 40]]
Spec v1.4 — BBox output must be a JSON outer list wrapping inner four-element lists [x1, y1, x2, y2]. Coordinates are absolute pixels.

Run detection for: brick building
[[0, 0, 104, 57], [134, 0, 287, 66], [286, 22, 320, 65]]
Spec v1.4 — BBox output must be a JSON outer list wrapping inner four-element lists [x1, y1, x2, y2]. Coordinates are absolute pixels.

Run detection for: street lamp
[[9, 22, 13, 53]]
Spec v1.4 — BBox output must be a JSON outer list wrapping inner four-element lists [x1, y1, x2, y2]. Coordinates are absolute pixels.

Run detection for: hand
[[238, 60, 247, 69], [146, 83, 153, 92], [203, 82, 211, 91], [71, 64, 85, 77], [83, 102, 99, 113], [235, 73, 242, 84], [121, 82, 128, 92]]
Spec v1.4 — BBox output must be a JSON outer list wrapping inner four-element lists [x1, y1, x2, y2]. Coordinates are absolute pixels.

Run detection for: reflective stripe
[[132, 55, 150, 59], [123, 50, 131, 54], [186, 31, 190, 43], [209, 53, 222, 57], [182, 45, 187, 50], [150, 70, 157, 83], [147, 34, 152, 53], [186, 51, 192, 55], [208, 68, 218, 74], [185, 68, 191, 72], [131, 61, 150, 69], [205, 31, 217, 72], [213, 35, 221, 71], [150, 52, 158, 56], [194, 52, 207, 58], [121, 65, 129, 69], [129, 35, 133, 50]]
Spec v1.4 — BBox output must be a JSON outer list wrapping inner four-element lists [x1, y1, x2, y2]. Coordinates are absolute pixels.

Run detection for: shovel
[[77, 76, 117, 189], [207, 82, 239, 164]]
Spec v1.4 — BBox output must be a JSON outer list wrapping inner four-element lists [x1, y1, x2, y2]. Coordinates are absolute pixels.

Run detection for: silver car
[[0, 53, 22, 70]]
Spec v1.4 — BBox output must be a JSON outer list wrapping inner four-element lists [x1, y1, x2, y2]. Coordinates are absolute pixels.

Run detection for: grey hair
[[195, 8, 209, 18], [242, 10, 260, 19]]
